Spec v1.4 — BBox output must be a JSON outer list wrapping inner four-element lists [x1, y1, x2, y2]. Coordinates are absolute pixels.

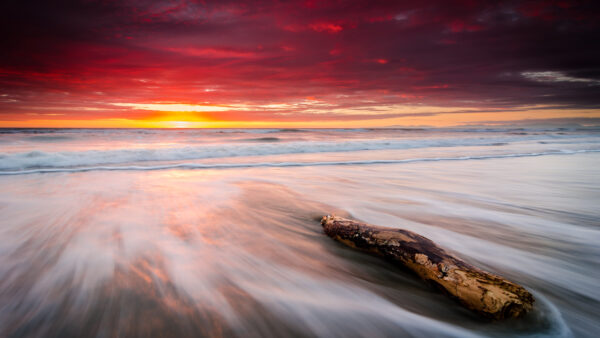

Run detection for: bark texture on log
[[321, 215, 534, 320]]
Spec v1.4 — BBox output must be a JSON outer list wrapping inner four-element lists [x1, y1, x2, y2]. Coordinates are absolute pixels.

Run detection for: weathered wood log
[[321, 215, 534, 320]]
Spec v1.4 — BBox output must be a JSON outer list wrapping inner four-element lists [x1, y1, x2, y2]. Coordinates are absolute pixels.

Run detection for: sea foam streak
[[1, 133, 599, 171], [1, 128, 599, 337], [0, 139, 511, 170], [0, 149, 598, 175]]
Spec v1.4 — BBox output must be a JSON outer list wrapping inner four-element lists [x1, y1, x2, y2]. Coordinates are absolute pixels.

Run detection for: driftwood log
[[321, 215, 534, 320]]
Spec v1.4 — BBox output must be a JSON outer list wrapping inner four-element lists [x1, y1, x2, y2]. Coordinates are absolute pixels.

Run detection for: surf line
[[0, 149, 598, 175]]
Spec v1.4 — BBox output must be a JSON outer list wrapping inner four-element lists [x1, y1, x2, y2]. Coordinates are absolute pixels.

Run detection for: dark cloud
[[0, 0, 599, 122]]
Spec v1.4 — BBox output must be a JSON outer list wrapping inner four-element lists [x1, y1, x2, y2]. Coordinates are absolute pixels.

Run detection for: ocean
[[0, 127, 599, 337]]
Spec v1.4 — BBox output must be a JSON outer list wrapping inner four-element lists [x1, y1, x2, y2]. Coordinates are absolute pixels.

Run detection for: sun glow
[[111, 102, 250, 112], [169, 121, 192, 128], [1, 104, 599, 128]]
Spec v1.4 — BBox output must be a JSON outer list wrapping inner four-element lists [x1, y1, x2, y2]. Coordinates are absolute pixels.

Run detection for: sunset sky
[[1, 0, 599, 128]]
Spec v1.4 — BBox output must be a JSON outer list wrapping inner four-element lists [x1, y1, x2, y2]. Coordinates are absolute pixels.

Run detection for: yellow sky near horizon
[[1, 106, 598, 128]]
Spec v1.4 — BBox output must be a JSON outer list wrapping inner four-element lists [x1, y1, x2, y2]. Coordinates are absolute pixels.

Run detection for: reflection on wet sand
[[1, 153, 598, 337], [0, 172, 471, 337]]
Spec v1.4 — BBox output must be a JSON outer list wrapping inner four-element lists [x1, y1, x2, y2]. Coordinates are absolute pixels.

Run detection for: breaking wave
[[1, 149, 598, 175], [2, 136, 596, 172]]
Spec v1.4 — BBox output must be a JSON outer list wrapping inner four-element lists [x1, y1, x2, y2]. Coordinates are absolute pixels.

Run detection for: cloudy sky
[[1, 0, 599, 127]]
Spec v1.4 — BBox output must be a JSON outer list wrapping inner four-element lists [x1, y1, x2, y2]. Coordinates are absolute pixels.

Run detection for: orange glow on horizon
[[2, 1, 598, 130], [1, 106, 598, 128]]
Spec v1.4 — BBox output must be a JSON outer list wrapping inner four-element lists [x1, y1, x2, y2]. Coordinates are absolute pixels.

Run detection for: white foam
[[2, 133, 599, 171], [0, 149, 598, 175]]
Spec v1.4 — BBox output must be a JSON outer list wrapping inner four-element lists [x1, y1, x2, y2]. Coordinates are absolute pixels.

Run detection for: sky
[[1, 0, 599, 128]]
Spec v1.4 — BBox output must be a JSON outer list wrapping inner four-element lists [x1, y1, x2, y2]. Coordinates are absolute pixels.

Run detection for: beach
[[1, 127, 599, 337]]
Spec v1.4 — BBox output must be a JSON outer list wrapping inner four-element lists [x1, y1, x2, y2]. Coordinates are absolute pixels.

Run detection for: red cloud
[[1, 0, 598, 125], [448, 20, 484, 33], [309, 22, 343, 33]]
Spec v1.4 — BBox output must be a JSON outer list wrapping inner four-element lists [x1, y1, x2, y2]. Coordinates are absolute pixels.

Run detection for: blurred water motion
[[0, 128, 599, 337]]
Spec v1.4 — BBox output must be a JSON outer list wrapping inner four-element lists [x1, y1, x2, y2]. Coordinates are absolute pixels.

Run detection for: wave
[[2, 137, 588, 171], [0, 140, 465, 170], [1, 149, 597, 175], [26, 135, 73, 142], [272, 128, 307, 133], [239, 137, 281, 142]]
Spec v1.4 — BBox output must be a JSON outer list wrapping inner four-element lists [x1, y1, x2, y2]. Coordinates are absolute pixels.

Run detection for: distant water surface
[[0, 127, 599, 337]]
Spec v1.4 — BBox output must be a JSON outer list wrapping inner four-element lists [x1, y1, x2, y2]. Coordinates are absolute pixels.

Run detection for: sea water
[[0, 127, 599, 337]]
